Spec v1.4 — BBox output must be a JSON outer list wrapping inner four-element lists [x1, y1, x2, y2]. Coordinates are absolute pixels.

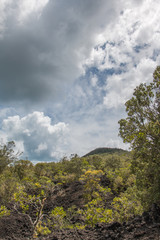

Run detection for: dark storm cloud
[[0, 0, 123, 105]]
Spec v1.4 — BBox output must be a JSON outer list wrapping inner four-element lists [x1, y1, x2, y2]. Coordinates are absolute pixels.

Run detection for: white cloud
[[67, 116, 127, 156], [91, 75, 98, 87], [105, 138, 129, 150], [84, 0, 160, 109], [0, 0, 160, 162], [103, 58, 157, 109], [18, 0, 49, 22], [0, 0, 128, 106], [0, 0, 49, 29], [1, 112, 69, 161], [35, 142, 48, 154]]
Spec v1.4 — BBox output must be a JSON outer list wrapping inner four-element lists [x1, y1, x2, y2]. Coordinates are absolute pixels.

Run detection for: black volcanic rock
[[1, 205, 160, 240]]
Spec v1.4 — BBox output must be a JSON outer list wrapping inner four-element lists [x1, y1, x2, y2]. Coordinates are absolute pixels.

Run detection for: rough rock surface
[[0, 204, 160, 240], [0, 213, 33, 240], [0, 182, 160, 240]]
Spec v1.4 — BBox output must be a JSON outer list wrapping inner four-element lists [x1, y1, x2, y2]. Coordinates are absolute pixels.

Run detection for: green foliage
[[36, 222, 51, 236], [54, 156, 94, 181], [13, 182, 46, 216], [0, 205, 10, 218], [112, 186, 143, 222], [49, 207, 67, 229], [34, 162, 55, 179], [0, 137, 155, 233], [107, 164, 136, 193], [0, 141, 19, 174], [78, 199, 113, 227], [14, 160, 33, 180], [13, 181, 48, 238], [84, 147, 127, 157], [119, 66, 160, 208], [80, 169, 111, 201], [54, 170, 76, 184], [0, 170, 18, 204], [48, 206, 85, 231]]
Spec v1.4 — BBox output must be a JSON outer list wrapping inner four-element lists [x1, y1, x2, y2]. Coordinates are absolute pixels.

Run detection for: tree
[[80, 169, 110, 202], [0, 141, 19, 174], [14, 160, 33, 180], [118, 66, 160, 207], [13, 182, 48, 238]]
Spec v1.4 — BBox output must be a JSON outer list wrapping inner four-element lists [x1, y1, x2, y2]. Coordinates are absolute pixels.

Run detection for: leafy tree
[[54, 171, 76, 184], [118, 66, 160, 207], [57, 156, 92, 180], [112, 185, 143, 222], [13, 183, 47, 237], [14, 160, 33, 180], [0, 169, 18, 204], [80, 169, 110, 202], [78, 199, 113, 227], [34, 162, 54, 179], [49, 206, 67, 229], [0, 141, 19, 174]]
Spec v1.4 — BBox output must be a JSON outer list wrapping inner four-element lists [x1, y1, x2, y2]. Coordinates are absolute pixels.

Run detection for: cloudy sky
[[0, 0, 159, 162]]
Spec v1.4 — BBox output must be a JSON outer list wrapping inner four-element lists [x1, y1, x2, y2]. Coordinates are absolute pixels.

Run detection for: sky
[[0, 0, 160, 162]]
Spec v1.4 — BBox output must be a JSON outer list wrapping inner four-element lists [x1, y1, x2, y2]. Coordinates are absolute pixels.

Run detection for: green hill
[[83, 147, 127, 157]]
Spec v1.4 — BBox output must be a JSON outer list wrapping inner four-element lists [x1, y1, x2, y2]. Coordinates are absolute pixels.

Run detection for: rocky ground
[[0, 204, 160, 239], [0, 181, 160, 240]]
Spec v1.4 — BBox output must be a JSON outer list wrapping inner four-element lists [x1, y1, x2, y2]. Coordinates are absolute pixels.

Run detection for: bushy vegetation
[[0, 67, 159, 238], [119, 66, 160, 208], [0, 147, 142, 237]]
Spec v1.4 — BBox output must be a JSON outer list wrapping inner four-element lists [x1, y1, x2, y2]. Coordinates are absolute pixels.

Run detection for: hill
[[83, 147, 128, 157]]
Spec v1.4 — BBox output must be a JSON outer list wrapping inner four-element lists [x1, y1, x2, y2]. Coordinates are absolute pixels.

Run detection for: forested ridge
[[0, 67, 160, 239], [83, 147, 127, 157]]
